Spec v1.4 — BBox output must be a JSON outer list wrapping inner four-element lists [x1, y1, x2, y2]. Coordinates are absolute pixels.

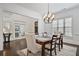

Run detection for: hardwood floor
[[0, 38, 79, 56], [0, 39, 27, 56]]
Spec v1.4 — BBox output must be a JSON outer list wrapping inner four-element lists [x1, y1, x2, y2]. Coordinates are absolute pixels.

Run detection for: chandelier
[[43, 3, 55, 23]]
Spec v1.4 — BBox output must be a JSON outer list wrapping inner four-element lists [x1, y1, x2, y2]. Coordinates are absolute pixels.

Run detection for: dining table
[[35, 36, 52, 56]]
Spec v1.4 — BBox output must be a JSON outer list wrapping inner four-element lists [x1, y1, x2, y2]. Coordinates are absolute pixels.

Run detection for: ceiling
[[17, 3, 79, 15]]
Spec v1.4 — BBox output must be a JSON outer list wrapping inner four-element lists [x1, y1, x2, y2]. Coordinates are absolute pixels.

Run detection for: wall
[[0, 9, 35, 51], [0, 3, 43, 38], [0, 9, 3, 51], [0, 4, 39, 51], [42, 5, 79, 41], [54, 5, 79, 40], [38, 18, 44, 36], [0, 4, 45, 37], [3, 10, 35, 41], [44, 23, 52, 36], [43, 5, 79, 41], [0, 4, 41, 19]]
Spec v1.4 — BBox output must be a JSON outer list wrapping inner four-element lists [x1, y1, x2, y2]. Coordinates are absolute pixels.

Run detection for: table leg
[[41, 44, 45, 56], [61, 39, 63, 48]]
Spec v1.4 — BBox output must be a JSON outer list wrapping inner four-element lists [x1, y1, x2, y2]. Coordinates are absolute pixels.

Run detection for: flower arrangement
[[43, 32, 48, 37]]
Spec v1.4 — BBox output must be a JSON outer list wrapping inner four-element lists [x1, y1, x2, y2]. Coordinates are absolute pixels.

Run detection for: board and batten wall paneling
[[55, 5, 79, 40], [3, 11, 35, 40], [0, 9, 3, 51]]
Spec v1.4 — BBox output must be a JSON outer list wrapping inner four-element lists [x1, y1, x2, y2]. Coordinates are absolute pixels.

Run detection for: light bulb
[[51, 14, 55, 20], [43, 14, 47, 19]]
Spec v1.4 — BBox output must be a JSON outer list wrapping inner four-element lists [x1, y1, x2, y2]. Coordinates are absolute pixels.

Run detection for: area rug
[[17, 45, 77, 56]]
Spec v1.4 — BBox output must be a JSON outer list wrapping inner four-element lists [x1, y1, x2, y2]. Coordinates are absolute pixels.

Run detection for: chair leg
[[27, 50, 29, 56], [61, 40, 63, 49], [59, 39, 61, 51], [50, 42, 52, 56], [54, 43, 57, 55], [50, 50, 52, 56], [59, 45, 60, 51]]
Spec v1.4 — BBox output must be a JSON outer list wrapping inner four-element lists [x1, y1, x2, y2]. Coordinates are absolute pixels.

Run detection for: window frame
[[15, 22, 26, 38], [52, 17, 73, 37], [64, 17, 73, 37]]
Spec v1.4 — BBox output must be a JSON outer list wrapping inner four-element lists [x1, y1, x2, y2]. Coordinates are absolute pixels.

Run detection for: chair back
[[52, 35, 57, 40], [50, 35, 58, 45], [60, 33, 63, 39]]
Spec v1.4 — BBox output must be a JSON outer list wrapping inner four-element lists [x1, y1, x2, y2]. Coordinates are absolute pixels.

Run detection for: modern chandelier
[[43, 3, 55, 23]]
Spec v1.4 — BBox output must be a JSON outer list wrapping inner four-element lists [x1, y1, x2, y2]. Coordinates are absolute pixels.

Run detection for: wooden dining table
[[36, 36, 52, 56]]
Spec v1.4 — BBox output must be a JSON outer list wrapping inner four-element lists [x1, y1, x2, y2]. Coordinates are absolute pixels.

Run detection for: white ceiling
[[17, 3, 79, 15]]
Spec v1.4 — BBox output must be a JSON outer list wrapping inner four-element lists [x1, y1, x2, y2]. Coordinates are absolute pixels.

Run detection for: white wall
[[42, 5, 79, 41], [0, 4, 45, 38], [0, 4, 41, 19], [0, 3, 43, 38], [38, 18, 44, 36], [44, 23, 52, 35], [2, 10, 35, 40], [0, 4, 38, 51], [0, 9, 35, 51], [54, 5, 79, 40], [0, 9, 3, 51]]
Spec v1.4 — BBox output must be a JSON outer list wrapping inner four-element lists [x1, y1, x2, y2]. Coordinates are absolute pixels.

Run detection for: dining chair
[[26, 33, 41, 54], [56, 33, 63, 51], [17, 48, 28, 56], [45, 35, 57, 56], [60, 33, 63, 49]]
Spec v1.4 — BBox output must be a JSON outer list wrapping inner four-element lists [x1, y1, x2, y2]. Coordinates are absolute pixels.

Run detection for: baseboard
[[63, 42, 79, 47]]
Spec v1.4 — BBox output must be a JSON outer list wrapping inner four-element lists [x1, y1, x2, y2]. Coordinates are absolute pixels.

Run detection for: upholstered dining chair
[[17, 48, 28, 56], [26, 33, 41, 55]]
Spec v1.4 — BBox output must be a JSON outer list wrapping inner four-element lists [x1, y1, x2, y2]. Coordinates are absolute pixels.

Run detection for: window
[[3, 22, 11, 33], [52, 20, 57, 34], [65, 17, 72, 36], [52, 17, 72, 37], [58, 19, 64, 33], [15, 23, 25, 38]]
